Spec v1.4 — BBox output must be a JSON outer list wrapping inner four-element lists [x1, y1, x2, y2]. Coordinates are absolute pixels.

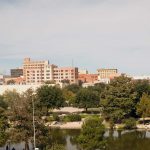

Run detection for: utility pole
[[32, 94, 36, 150]]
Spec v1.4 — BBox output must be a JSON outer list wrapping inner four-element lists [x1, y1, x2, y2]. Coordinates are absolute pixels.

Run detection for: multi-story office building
[[97, 68, 118, 79], [23, 58, 57, 84], [11, 68, 23, 77], [54, 67, 78, 84]]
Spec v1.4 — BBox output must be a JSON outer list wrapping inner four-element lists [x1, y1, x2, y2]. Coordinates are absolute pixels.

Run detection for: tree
[[45, 80, 56, 84], [0, 96, 8, 146], [75, 88, 100, 111], [3, 90, 20, 109], [65, 84, 81, 94], [36, 85, 64, 115], [136, 93, 150, 124], [62, 89, 76, 106], [134, 79, 150, 100], [61, 79, 70, 84], [88, 83, 106, 96], [100, 75, 138, 123], [6, 79, 16, 85], [5, 89, 51, 150], [77, 118, 106, 150]]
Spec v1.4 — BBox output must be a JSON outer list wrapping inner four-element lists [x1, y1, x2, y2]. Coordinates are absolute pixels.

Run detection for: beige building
[[54, 67, 78, 84], [23, 58, 57, 84], [97, 68, 118, 79]]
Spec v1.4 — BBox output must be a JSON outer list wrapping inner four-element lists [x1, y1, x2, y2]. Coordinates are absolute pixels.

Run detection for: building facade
[[53, 67, 78, 84], [11, 68, 23, 77], [78, 74, 98, 83], [97, 68, 118, 79], [23, 58, 57, 84]]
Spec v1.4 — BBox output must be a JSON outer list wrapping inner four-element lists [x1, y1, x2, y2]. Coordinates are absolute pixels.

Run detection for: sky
[[0, 0, 150, 75]]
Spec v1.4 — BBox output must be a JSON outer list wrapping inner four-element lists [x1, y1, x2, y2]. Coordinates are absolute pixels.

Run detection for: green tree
[[4, 89, 50, 150], [45, 80, 56, 84], [3, 90, 20, 109], [65, 84, 81, 94], [136, 93, 150, 124], [77, 118, 106, 150], [62, 89, 76, 106], [75, 88, 100, 111], [100, 75, 137, 123], [0, 96, 8, 146], [88, 83, 106, 96], [48, 144, 65, 150], [36, 85, 64, 115], [133, 79, 150, 100]]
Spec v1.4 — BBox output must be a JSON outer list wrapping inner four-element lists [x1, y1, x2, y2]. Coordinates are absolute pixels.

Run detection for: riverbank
[[49, 121, 83, 129], [47, 121, 150, 130]]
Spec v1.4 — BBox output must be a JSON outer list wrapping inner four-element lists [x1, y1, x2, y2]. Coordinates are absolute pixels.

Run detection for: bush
[[53, 113, 60, 122], [123, 118, 136, 129], [63, 114, 81, 122]]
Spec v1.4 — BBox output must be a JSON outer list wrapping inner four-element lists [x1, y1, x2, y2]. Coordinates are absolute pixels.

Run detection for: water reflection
[[0, 129, 150, 150]]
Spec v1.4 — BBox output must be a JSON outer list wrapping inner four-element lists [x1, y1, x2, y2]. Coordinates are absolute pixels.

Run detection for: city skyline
[[0, 0, 150, 75]]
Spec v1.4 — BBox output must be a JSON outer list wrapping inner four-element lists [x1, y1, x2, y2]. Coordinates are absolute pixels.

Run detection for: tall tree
[[0, 96, 8, 146], [77, 118, 106, 150], [64, 84, 81, 94], [88, 83, 106, 95], [75, 88, 100, 111], [62, 89, 76, 106], [100, 75, 138, 123], [4, 89, 50, 150], [36, 85, 64, 115], [133, 79, 150, 100], [136, 93, 150, 124]]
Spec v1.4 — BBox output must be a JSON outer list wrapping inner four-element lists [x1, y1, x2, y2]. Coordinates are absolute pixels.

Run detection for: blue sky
[[0, 0, 150, 75]]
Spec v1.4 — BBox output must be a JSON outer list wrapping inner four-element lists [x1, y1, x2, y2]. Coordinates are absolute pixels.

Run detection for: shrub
[[53, 113, 60, 122], [63, 114, 81, 122], [123, 118, 136, 129]]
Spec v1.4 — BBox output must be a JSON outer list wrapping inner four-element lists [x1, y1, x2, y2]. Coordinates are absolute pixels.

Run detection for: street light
[[32, 93, 39, 150]]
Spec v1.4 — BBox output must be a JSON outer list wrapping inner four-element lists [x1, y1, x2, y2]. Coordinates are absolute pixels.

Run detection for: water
[[1, 129, 150, 150]]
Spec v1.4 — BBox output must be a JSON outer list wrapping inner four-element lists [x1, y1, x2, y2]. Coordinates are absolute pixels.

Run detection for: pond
[[1, 129, 150, 150]]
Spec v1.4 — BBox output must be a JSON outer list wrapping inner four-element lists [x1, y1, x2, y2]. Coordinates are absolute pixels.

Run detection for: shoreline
[[47, 121, 150, 130]]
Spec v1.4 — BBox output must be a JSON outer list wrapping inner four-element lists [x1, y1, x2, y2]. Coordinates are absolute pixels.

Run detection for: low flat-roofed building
[[78, 74, 98, 83]]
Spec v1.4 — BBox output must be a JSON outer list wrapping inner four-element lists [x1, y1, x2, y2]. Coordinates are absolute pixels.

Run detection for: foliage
[[88, 83, 106, 96], [62, 89, 76, 106], [3, 90, 20, 108], [136, 93, 150, 122], [63, 114, 81, 122], [4, 89, 50, 150], [100, 75, 138, 123], [77, 118, 106, 150], [0, 131, 8, 146], [53, 113, 60, 122], [123, 118, 136, 129], [47, 143, 66, 150], [0, 95, 8, 146], [75, 88, 100, 111], [36, 85, 64, 115], [133, 79, 150, 100], [44, 80, 56, 84], [61, 79, 70, 84], [64, 84, 81, 93]]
